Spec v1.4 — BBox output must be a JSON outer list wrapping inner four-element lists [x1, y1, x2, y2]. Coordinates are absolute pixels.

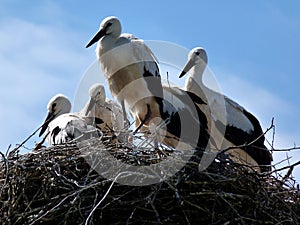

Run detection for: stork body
[[81, 83, 125, 141], [86, 16, 163, 134], [157, 85, 210, 150], [179, 47, 272, 172]]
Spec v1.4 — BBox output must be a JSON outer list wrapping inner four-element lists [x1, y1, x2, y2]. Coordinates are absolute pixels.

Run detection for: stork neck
[[60, 109, 70, 116], [195, 62, 206, 75], [99, 35, 114, 51], [191, 64, 205, 87], [98, 34, 125, 59]]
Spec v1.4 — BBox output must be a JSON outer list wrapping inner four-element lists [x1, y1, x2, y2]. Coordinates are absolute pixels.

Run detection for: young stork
[[85, 16, 164, 135], [39, 94, 100, 146], [179, 47, 272, 172], [80, 83, 125, 140]]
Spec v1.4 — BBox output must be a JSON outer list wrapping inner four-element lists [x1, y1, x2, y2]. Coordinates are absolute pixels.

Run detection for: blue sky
[[0, 1, 299, 182]]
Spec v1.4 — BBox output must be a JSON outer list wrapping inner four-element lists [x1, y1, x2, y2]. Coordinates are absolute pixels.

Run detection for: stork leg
[[117, 100, 132, 144], [121, 100, 130, 129], [133, 104, 151, 135], [153, 134, 159, 150]]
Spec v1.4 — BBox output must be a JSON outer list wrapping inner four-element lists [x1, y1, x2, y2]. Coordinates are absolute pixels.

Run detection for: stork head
[[84, 83, 106, 116], [179, 47, 208, 78], [89, 83, 106, 102], [86, 16, 121, 48], [39, 94, 71, 137]]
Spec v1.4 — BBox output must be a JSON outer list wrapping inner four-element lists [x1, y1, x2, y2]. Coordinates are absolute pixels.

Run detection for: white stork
[[179, 47, 272, 172], [85, 16, 164, 135], [80, 83, 125, 140], [39, 94, 100, 146]]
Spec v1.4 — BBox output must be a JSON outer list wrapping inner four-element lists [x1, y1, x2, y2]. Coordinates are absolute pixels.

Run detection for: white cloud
[[0, 17, 94, 152]]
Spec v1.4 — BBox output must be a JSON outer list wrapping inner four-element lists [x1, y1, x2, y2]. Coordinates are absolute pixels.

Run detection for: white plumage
[[39, 94, 100, 146], [80, 83, 125, 137], [179, 47, 272, 172], [85, 16, 163, 134]]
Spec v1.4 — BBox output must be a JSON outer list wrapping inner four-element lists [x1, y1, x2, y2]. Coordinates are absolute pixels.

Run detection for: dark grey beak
[[39, 111, 56, 137], [85, 28, 106, 48], [179, 58, 195, 78], [179, 70, 187, 78], [84, 98, 96, 116]]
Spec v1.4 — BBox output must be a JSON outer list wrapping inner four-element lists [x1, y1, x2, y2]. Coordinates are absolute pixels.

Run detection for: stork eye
[[52, 103, 57, 111], [106, 22, 112, 29], [195, 52, 200, 56]]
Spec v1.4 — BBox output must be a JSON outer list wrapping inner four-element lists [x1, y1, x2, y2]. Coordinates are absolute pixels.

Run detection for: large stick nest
[[0, 133, 299, 225]]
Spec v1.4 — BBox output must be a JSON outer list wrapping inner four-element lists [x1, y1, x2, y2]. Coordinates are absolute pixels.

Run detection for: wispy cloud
[[211, 68, 296, 129], [0, 16, 94, 152]]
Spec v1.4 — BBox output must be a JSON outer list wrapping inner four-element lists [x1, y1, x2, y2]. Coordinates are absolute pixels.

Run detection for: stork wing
[[162, 86, 210, 149]]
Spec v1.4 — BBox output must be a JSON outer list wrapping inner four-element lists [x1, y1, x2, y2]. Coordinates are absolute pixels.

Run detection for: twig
[[272, 156, 293, 167], [84, 171, 133, 225], [13, 124, 45, 152], [267, 161, 300, 176], [166, 71, 171, 88], [0, 152, 9, 198], [28, 179, 110, 225], [34, 131, 49, 150], [217, 118, 274, 155], [5, 144, 12, 157], [271, 119, 276, 150], [146, 184, 161, 224], [13, 110, 62, 152], [126, 206, 138, 225], [219, 194, 246, 225], [271, 146, 300, 152], [281, 164, 296, 185], [0, 150, 12, 225]]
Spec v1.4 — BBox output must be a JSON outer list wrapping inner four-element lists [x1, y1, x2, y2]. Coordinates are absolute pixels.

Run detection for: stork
[[39, 94, 100, 146], [179, 47, 272, 172], [80, 83, 125, 141], [85, 16, 164, 135]]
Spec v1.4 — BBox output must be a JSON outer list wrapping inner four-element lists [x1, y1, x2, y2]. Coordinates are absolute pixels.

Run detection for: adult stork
[[179, 47, 272, 172], [39, 94, 100, 146], [85, 16, 163, 134], [81, 83, 125, 141]]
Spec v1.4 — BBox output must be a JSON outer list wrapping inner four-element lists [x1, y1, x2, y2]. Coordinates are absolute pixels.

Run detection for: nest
[[0, 132, 299, 225]]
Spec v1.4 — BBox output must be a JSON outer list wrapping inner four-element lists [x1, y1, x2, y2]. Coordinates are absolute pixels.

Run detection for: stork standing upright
[[39, 94, 100, 146], [85, 16, 164, 134], [179, 47, 272, 172]]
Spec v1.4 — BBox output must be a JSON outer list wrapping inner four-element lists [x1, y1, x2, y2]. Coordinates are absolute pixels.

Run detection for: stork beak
[[179, 59, 195, 78], [85, 28, 106, 48], [84, 98, 96, 116], [39, 110, 56, 137]]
